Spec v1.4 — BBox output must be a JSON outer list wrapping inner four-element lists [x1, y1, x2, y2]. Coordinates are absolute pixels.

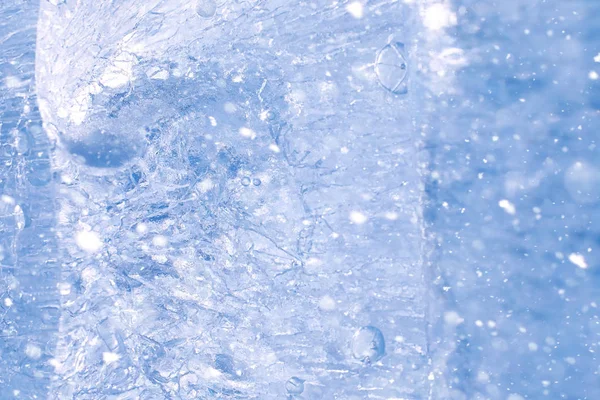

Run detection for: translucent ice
[[285, 376, 305, 396], [375, 42, 408, 94], [351, 326, 386, 364], [35, 0, 432, 398]]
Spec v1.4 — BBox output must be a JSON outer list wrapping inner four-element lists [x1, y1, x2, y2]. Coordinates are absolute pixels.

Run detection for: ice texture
[[0, 0, 58, 397], [0, 0, 597, 398], [35, 0, 431, 398]]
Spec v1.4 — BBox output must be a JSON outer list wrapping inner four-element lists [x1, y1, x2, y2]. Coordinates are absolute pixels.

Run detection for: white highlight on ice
[[75, 230, 103, 253], [568, 253, 588, 269]]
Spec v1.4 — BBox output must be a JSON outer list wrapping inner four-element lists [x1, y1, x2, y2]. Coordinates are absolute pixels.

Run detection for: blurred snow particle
[[318, 295, 336, 311], [25, 344, 42, 360], [197, 178, 214, 193], [1, 195, 15, 204], [568, 253, 588, 269], [195, 0, 216, 18], [224, 102, 237, 113], [594, 53, 600, 63], [152, 235, 169, 247], [564, 161, 600, 204], [384, 211, 399, 221], [346, 2, 364, 19], [102, 352, 120, 365], [507, 394, 525, 400], [268, 143, 280, 153], [4, 298, 13, 307], [444, 311, 464, 326], [239, 127, 256, 139], [422, 3, 457, 31], [498, 199, 516, 215], [589, 71, 599, 80], [135, 223, 148, 234], [349, 211, 368, 224], [528, 342, 538, 352], [75, 230, 102, 253]]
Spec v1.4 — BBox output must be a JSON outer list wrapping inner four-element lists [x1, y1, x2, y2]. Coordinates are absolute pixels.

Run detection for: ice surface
[[35, 0, 431, 398], [0, 0, 598, 398], [0, 1, 58, 397]]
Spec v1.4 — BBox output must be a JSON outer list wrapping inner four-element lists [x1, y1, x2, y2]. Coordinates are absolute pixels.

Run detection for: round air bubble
[[252, 178, 262, 186], [351, 325, 385, 363], [195, 0, 217, 18], [241, 177, 251, 186], [285, 376, 305, 396], [375, 42, 408, 95]]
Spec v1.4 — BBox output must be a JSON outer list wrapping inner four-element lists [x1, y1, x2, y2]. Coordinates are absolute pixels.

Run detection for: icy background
[[0, 0, 598, 399]]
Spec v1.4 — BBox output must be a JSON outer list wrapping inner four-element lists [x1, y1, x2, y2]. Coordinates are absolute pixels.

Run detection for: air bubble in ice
[[285, 376, 305, 396], [195, 0, 217, 18], [241, 177, 251, 186], [252, 178, 262, 186], [351, 326, 385, 363], [375, 42, 408, 94]]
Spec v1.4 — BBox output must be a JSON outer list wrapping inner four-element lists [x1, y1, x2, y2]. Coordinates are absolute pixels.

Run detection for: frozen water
[[0, 0, 598, 399], [195, 0, 217, 18], [34, 0, 430, 398], [285, 376, 305, 396], [375, 42, 409, 95], [351, 325, 386, 364]]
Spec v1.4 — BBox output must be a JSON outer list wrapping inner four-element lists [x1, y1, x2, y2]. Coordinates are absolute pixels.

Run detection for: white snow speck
[[197, 178, 214, 193], [384, 211, 399, 221], [498, 199, 516, 215], [346, 2, 364, 18], [102, 352, 120, 364], [422, 3, 457, 31], [75, 230, 103, 253], [568, 253, 588, 269], [268, 143, 281, 153], [1, 195, 15, 204], [153, 235, 169, 247], [594, 53, 600, 63], [444, 311, 464, 326], [349, 211, 368, 224], [136, 223, 148, 234], [25, 344, 42, 360], [318, 295, 336, 311], [224, 102, 237, 113], [4, 298, 13, 307], [239, 127, 256, 139], [589, 71, 599, 80]]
